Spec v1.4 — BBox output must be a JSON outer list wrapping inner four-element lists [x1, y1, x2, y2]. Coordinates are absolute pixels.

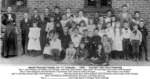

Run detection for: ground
[[0, 40, 150, 66]]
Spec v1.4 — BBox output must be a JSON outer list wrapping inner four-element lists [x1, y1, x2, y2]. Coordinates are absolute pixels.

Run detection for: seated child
[[90, 44, 106, 66], [27, 23, 41, 56], [43, 32, 62, 60], [71, 28, 82, 48], [45, 17, 55, 33], [63, 42, 76, 64], [76, 42, 88, 60]]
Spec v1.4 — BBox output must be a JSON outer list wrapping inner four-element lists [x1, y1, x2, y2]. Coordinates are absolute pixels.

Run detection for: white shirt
[[50, 39, 62, 51], [122, 28, 132, 39], [130, 30, 142, 42]]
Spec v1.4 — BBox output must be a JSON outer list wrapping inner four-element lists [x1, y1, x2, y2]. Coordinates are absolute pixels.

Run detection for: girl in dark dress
[[1, 7, 18, 58]]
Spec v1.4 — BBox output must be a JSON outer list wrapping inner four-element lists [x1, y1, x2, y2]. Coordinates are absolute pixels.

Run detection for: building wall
[[27, 0, 150, 21], [27, 0, 85, 13]]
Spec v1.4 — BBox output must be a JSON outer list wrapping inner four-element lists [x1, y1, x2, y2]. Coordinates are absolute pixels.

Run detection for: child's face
[[79, 11, 83, 17], [139, 22, 144, 28], [62, 15, 67, 20], [69, 44, 74, 48], [88, 31, 93, 37], [24, 13, 29, 18], [50, 17, 54, 22], [94, 30, 99, 35], [66, 8, 71, 13], [124, 23, 129, 28], [83, 30, 88, 36], [106, 23, 111, 28], [80, 43, 85, 49], [107, 11, 112, 17], [135, 13, 140, 17], [55, 8, 59, 13], [122, 6, 128, 12], [33, 23, 37, 27], [7, 7, 12, 13], [33, 10, 38, 15], [56, 23, 61, 27], [63, 27, 68, 33], [98, 45, 102, 49], [133, 25, 138, 30], [80, 22, 85, 27], [45, 8, 49, 13], [99, 17, 104, 23], [111, 16, 116, 22], [74, 29, 79, 34], [89, 19, 93, 24]]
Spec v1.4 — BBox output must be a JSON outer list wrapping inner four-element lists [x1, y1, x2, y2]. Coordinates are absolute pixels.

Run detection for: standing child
[[63, 42, 76, 64], [130, 24, 142, 61], [102, 35, 112, 65], [111, 21, 123, 59], [27, 23, 41, 56], [139, 21, 149, 61], [122, 21, 132, 60]]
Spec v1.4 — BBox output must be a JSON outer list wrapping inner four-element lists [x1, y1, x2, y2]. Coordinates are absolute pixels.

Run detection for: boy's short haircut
[[103, 34, 108, 37], [134, 11, 140, 14], [122, 4, 128, 8]]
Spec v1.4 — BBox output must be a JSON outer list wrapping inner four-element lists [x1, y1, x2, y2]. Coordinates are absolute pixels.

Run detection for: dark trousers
[[111, 51, 123, 59], [131, 40, 140, 60], [123, 39, 131, 59], [139, 41, 148, 60]]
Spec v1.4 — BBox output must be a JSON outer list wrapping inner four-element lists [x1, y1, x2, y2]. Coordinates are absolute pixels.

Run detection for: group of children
[[2, 5, 149, 65]]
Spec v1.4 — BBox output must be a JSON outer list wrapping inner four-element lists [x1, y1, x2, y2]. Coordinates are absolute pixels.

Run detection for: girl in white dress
[[63, 42, 76, 64], [43, 33, 62, 59], [27, 23, 41, 56], [111, 21, 123, 59], [87, 18, 96, 32]]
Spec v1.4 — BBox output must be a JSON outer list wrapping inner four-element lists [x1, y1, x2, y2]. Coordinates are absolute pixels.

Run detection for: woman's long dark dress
[[1, 13, 18, 58]]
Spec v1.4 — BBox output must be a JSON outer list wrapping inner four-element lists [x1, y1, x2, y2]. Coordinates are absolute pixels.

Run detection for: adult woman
[[1, 7, 18, 58]]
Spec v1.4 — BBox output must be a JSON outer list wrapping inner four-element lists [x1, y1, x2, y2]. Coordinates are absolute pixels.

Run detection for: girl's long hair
[[113, 21, 122, 36]]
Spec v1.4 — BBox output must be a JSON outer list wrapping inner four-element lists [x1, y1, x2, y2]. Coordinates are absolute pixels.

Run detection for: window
[[85, 0, 112, 8], [2, 0, 27, 12]]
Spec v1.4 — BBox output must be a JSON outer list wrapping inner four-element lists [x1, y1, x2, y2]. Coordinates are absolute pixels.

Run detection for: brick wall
[[112, 0, 150, 22], [27, 0, 85, 13]]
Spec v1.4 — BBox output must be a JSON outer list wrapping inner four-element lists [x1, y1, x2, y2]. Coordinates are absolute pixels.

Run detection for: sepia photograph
[[0, 0, 150, 66]]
